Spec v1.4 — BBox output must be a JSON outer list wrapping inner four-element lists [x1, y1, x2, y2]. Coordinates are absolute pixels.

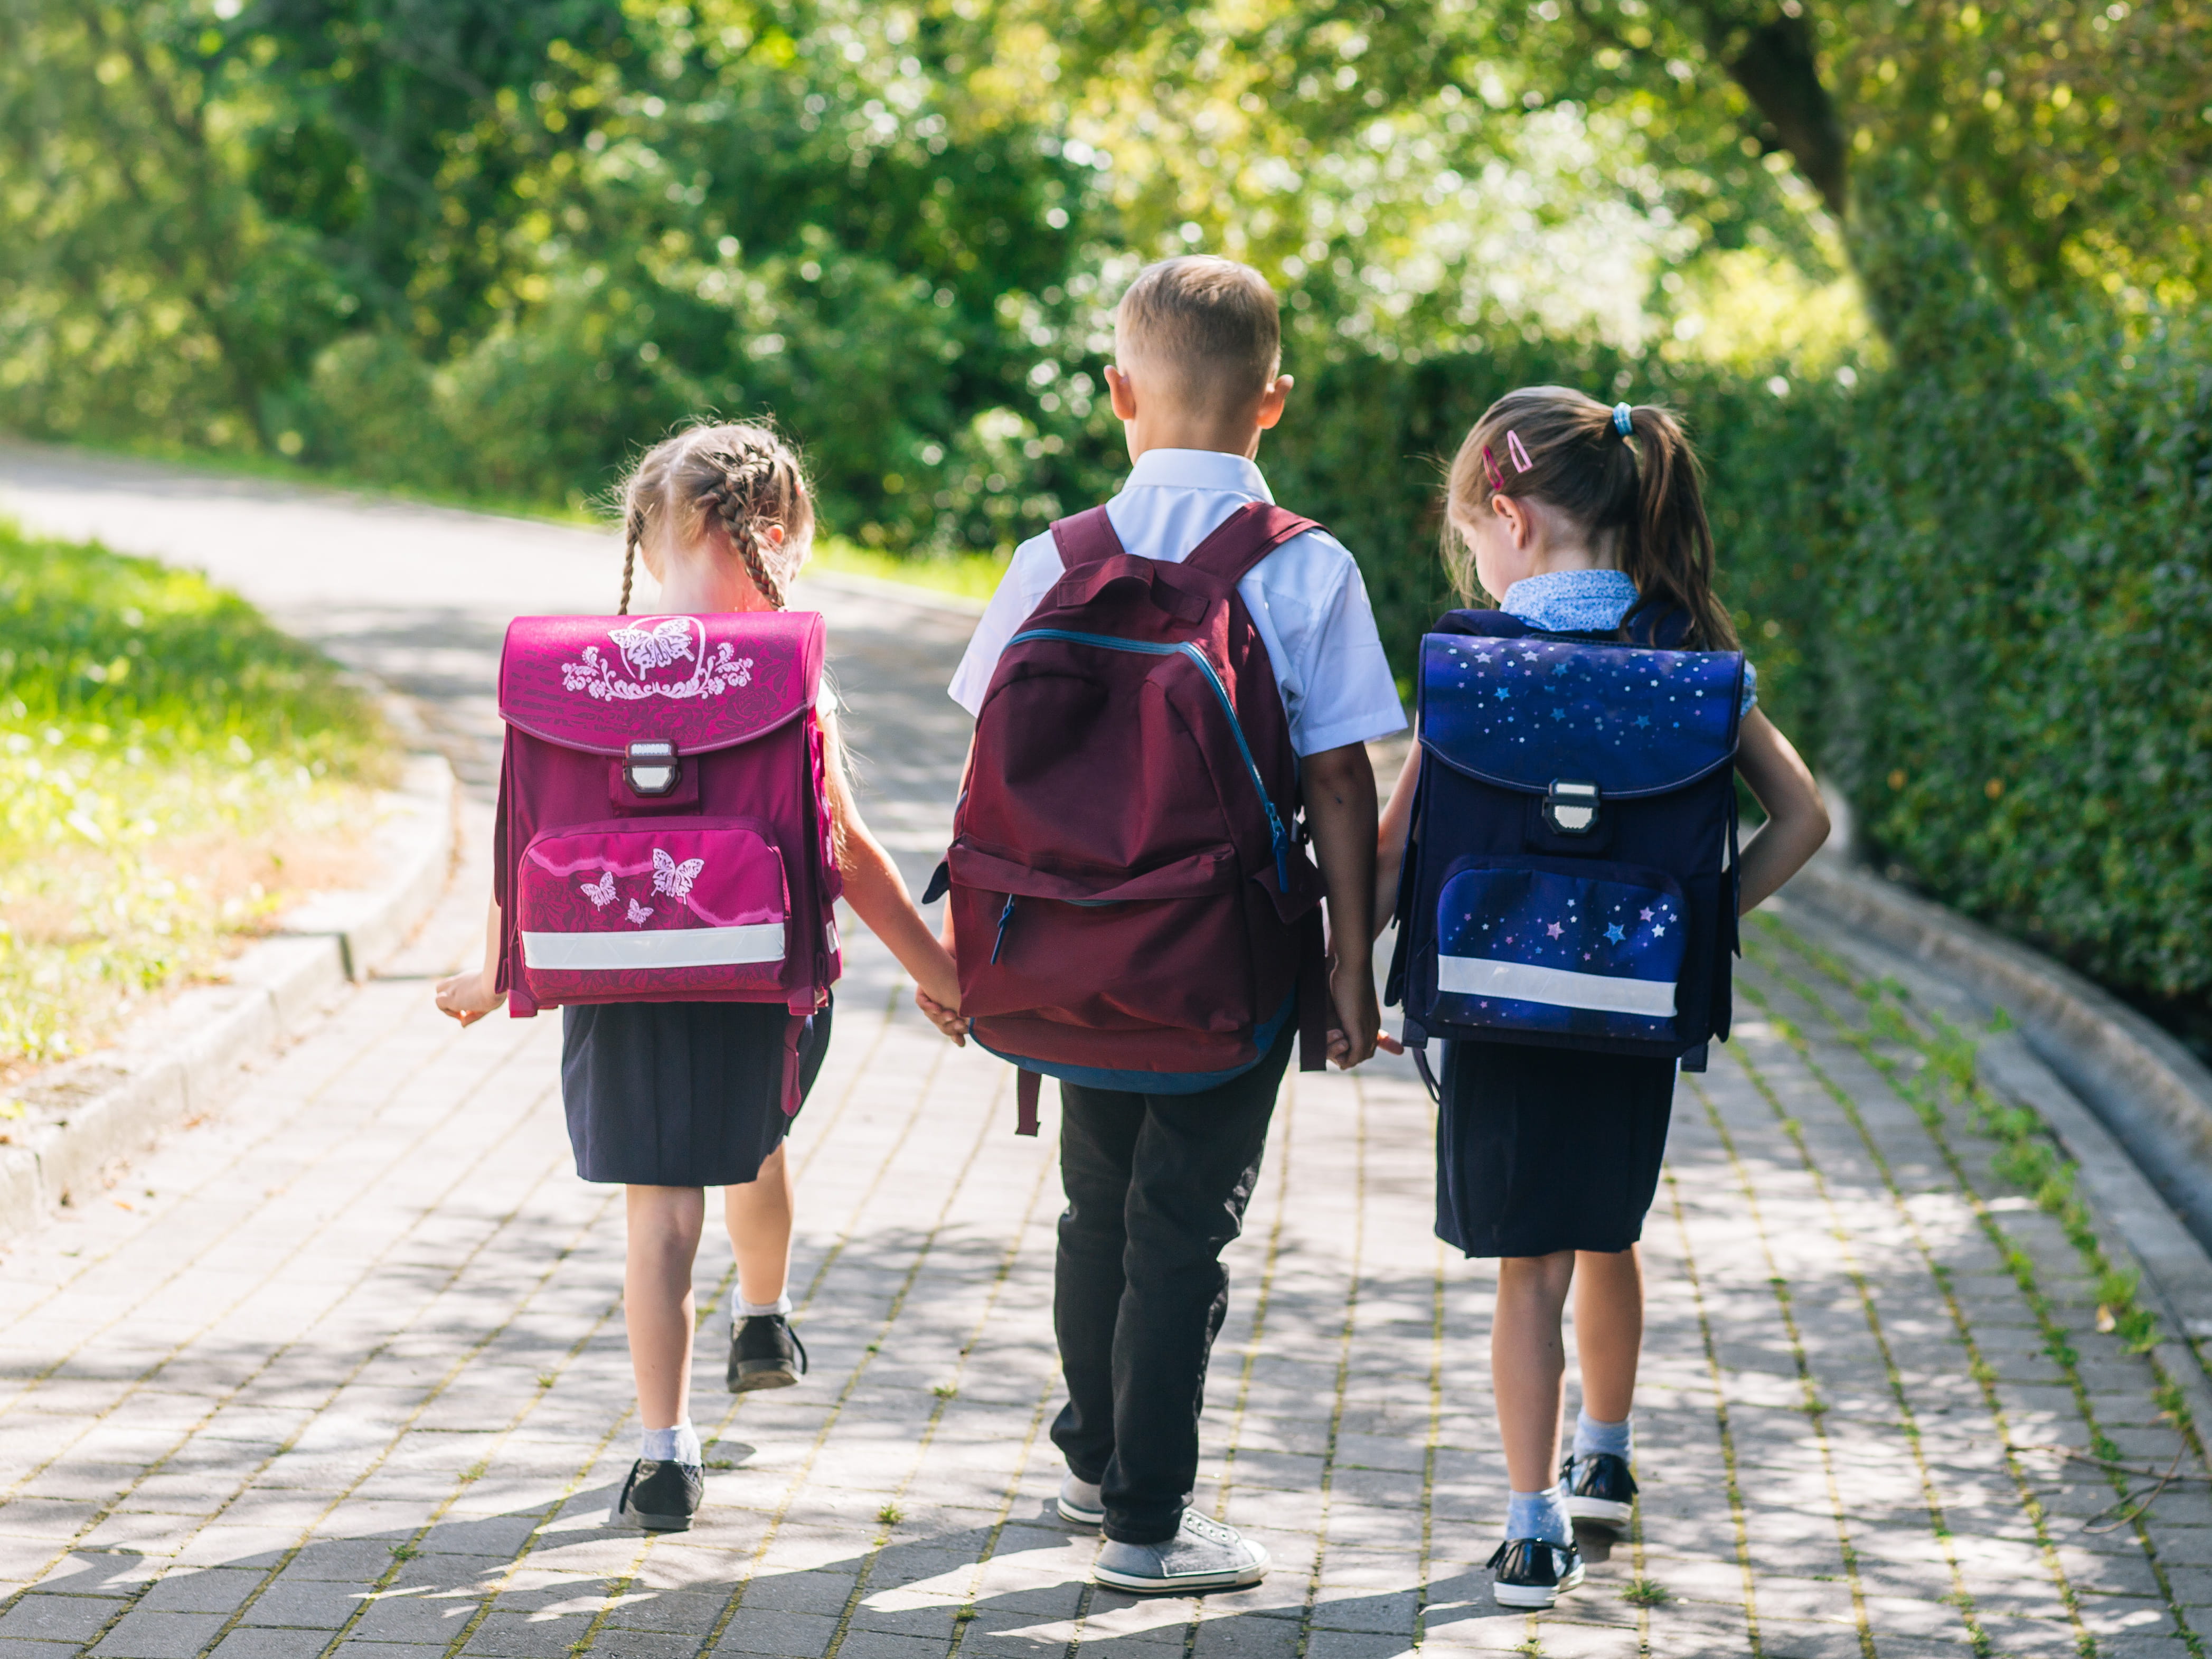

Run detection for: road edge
[[0, 743, 457, 1243], [1790, 857, 2212, 1217]]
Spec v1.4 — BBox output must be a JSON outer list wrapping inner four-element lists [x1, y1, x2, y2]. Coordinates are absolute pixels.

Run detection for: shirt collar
[[1122, 447, 1274, 503], [1500, 568, 1640, 630]]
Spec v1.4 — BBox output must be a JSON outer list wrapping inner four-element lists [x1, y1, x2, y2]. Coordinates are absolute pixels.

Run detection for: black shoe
[[728, 1313, 808, 1392], [615, 1458, 702, 1531], [1562, 1451, 1639, 1537], [1488, 1537, 1584, 1609]]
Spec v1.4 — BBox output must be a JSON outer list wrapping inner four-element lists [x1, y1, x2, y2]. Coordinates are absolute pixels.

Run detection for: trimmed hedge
[[1837, 303, 2211, 1027]]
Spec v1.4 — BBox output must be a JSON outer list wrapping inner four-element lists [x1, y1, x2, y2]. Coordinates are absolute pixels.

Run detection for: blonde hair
[[1443, 386, 1737, 652], [1114, 256, 1281, 416], [614, 421, 815, 613]]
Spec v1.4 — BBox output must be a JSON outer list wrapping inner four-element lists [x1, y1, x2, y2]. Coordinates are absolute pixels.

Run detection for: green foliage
[[0, 521, 384, 1076], [2, 0, 2208, 1039]]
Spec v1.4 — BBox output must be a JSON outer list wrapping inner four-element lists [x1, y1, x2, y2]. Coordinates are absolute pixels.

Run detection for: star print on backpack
[[1386, 601, 1745, 1091]]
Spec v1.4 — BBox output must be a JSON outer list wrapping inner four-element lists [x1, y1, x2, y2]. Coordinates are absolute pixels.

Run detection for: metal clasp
[[625, 740, 680, 797], [1543, 779, 1601, 835]]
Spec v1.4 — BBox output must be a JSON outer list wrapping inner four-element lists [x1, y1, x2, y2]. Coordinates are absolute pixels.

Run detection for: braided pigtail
[[618, 504, 644, 614], [705, 448, 788, 610]]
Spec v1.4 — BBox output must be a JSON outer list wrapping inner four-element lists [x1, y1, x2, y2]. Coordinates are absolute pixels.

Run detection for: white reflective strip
[[523, 922, 786, 970], [1438, 955, 1677, 1017]]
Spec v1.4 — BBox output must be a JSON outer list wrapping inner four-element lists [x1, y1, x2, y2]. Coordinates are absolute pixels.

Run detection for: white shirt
[[947, 449, 1407, 756]]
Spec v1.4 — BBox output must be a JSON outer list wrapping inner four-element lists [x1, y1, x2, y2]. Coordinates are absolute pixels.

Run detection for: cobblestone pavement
[[5, 451, 2212, 1657]]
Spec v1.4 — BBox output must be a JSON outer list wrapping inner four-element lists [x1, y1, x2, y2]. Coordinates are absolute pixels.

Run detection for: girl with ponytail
[[436, 420, 963, 1533], [1375, 387, 1829, 1607]]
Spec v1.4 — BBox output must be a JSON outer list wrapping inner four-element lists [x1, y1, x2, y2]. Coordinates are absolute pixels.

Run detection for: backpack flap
[[499, 611, 825, 758], [1418, 632, 1743, 812]]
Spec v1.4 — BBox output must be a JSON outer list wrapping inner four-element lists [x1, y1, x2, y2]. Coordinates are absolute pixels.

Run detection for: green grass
[[806, 536, 1007, 603], [0, 519, 387, 1083]]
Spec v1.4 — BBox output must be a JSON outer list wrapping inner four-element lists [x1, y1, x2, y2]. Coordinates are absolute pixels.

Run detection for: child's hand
[[1326, 955, 1380, 1069], [914, 987, 969, 1047], [434, 968, 505, 1028]]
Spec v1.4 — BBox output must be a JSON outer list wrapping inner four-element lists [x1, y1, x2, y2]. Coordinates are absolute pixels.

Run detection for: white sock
[[738, 1293, 792, 1319], [1574, 1409, 1633, 1462], [1504, 1484, 1571, 1546], [641, 1422, 701, 1467]]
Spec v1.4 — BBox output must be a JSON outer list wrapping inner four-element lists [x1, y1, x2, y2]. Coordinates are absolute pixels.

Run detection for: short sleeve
[[1276, 551, 1408, 756], [1741, 658, 1758, 716], [948, 533, 1060, 717]]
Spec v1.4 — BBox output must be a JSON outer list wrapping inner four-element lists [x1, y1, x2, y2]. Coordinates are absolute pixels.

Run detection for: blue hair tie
[[1613, 402, 1634, 436]]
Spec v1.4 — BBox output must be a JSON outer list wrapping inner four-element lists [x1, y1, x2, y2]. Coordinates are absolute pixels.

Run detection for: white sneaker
[[1058, 1471, 1105, 1526], [1094, 1511, 1269, 1594]]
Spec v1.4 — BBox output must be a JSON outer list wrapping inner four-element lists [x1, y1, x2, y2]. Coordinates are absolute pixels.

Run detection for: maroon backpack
[[494, 610, 842, 1112], [929, 502, 1330, 1132]]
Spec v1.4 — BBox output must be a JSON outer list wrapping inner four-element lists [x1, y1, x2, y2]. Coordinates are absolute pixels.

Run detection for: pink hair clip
[[1480, 446, 1507, 492], [1507, 430, 1533, 473]]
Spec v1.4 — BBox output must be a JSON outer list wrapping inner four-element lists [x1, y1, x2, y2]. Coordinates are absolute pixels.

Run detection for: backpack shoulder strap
[[1048, 505, 1128, 571], [1621, 595, 1692, 649], [1432, 607, 1532, 639], [1180, 502, 1320, 589]]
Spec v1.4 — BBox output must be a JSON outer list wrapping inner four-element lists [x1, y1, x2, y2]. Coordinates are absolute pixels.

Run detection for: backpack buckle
[[1543, 779, 1601, 835], [625, 740, 680, 797]]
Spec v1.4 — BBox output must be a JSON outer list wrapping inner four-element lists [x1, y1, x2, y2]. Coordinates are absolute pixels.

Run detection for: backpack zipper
[[1009, 628, 1293, 891], [991, 892, 1017, 963]]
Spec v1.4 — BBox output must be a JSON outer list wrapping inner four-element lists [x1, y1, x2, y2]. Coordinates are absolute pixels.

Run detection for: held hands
[[914, 986, 969, 1046], [433, 968, 505, 1028], [1322, 952, 1382, 1070], [913, 939, 969, 1047]]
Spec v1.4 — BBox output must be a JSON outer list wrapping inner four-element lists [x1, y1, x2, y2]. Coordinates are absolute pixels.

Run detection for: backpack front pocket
[[948, 838, 1255, 1034], [516, 817, 789, 1002], [1426, 857, 1688, 1044]]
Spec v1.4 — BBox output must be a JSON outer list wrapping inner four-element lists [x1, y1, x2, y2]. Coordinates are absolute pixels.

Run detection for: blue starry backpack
[[1384, 602, 1744, 1091]]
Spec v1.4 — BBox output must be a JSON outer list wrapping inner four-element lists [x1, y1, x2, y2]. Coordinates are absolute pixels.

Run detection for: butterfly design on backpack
[[560, 616, 754, 702], [627, 898, 655, 926], [651, 848, 705, 900], [611, 618, 698, 674], [579, 871, 618, 908]]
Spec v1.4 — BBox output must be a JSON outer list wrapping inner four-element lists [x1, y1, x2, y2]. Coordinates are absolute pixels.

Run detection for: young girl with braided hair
[[1373, 387, 1829, 1607], [436, 421, 963, 1531]]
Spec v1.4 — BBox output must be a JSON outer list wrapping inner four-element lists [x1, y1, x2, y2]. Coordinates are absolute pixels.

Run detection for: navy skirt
[[1435, 1039, 1676, 1259], [560, 999, 832, 1187]]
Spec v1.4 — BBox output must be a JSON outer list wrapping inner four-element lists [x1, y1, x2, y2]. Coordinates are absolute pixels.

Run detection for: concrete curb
[[0, 749, 456, 1243], [1789, 856, 2212, 1253], [1776, 900, 2212, 1439]]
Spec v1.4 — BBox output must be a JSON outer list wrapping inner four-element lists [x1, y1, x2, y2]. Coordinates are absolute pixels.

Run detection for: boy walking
[[936, 257, 1405, 1591]]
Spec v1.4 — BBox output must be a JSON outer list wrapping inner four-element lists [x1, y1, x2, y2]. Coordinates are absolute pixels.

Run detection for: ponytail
[[1443, 387, 1737, 651], [1621, 405, 1735, 651]]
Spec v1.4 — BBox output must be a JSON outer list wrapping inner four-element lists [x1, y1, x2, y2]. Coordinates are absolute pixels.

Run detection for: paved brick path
[[4, 450, 2211, 1657]]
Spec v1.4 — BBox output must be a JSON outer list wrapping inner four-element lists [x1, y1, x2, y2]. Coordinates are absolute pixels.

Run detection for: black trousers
[[1049, 1026, 1295, 1544]]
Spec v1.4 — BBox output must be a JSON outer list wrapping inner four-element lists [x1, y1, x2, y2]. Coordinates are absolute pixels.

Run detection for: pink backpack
[[929, 503, 1329, 1132], [494, 611, 842, 1109]]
